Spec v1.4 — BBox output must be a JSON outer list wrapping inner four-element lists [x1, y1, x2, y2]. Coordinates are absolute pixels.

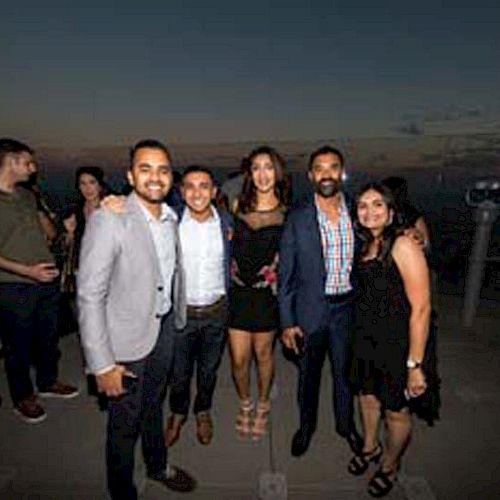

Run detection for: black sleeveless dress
[[350, 257, 440, 424], [228, 210, 284, 332]]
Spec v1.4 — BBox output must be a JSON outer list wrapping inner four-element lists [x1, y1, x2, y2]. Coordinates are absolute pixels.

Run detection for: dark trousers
[[169, 308, 226, 416], [0, 282, 60, 405], [297, 300, 355, 437], [106, 313, 175, 500]]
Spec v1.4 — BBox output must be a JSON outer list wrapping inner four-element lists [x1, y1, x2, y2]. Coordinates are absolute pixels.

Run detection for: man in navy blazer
[[279, 145, 362, 457], [165, 165, 233, 448]]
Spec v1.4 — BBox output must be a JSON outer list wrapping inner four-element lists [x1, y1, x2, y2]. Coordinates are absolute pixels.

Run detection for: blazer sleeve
[[77, 210, 119, 374], [278, 212, 298, 329]]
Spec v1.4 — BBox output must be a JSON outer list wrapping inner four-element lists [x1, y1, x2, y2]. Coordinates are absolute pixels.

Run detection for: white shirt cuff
[[94, 364, 116, 376]]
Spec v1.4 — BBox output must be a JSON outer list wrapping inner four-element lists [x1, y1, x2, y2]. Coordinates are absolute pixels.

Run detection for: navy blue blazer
[[278, 196, 360, 335], [173, 204, 233, 294]]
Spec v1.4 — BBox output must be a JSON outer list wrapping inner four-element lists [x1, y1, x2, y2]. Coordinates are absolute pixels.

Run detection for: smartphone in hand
[[295, 335, 305, 355]]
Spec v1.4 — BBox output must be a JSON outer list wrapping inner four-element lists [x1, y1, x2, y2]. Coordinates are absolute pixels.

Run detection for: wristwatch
[[406, 358, 422, 370]]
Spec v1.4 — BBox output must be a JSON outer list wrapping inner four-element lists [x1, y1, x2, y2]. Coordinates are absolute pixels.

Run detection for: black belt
[[186, 296, 227, 318], [325, 291, 355, 304]]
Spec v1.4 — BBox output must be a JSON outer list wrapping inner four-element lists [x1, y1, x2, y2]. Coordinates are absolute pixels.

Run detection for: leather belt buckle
[[187, 296, 226, 319]]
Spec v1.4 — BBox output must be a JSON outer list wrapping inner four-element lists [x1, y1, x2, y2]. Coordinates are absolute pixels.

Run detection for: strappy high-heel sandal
[[367, 463, 399, 498], [347, 443, 383, 475], [251, 400, 271, 441], [235, 398, 253, 439]]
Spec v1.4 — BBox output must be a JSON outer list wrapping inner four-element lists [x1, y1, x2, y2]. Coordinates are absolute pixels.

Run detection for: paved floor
[[0, 293, 499, 499]]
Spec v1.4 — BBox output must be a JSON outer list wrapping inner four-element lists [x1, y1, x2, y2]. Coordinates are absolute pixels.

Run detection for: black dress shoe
[[148, 465, 197, 493], [346, 429, 363, 454], [291, 428, 313, 457]]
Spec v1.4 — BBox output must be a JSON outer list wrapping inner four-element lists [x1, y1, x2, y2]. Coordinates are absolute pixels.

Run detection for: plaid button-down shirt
[[316, 195, 354, 295]]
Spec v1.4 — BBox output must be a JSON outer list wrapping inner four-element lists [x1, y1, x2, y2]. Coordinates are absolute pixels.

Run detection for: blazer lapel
[[302, 201, 327, 283]]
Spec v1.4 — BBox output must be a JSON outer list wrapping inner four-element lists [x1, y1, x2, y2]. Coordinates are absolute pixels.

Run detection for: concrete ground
[[0, 293, 499, 500]]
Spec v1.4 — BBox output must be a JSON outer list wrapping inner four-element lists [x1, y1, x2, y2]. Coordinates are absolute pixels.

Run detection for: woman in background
[[348, 183, 439, 498], [228, 146, 290, 440], [61, 166, 109, 405], [61, 166, 109, 298]]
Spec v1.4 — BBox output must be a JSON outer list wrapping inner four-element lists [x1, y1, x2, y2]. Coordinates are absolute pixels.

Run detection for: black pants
[[297, 300, 356, 437], [0, 282, 60, 405], [169, 305, 227, 416], [106, 313, 175, 500]]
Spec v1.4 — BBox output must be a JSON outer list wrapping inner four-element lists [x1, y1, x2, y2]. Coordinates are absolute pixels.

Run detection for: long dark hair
[[75, 166, 109, 202], [237, 146, 290, 214], [354, 182, 403, 264], [65, 166, 110, 233]]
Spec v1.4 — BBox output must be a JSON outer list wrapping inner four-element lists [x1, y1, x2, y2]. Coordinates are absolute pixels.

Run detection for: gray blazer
[[77, 192, 186, 374]]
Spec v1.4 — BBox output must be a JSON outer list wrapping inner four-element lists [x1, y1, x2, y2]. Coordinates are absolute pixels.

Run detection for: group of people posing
[[0, 137, 439, 500]]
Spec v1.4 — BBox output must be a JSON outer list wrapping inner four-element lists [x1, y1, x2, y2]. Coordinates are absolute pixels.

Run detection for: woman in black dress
[[61, 166, 109, 405], [61, 166, 109, 296], [228, 146, 289, 440], [348, 183, 439, 497]]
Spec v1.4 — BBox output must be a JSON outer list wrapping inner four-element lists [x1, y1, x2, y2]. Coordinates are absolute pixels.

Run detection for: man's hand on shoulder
[[403, 227, 426, 249], [96, 364, 137, 397], [282, 326, 305, 355], [101, 194, 127, 214]]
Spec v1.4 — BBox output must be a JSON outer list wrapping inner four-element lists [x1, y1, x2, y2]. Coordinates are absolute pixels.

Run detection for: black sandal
[[347, 443, 383, 476], [367, 466, 398, 498]]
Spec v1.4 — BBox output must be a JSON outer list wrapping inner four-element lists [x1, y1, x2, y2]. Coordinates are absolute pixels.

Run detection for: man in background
[[0, 138, 78, 424]]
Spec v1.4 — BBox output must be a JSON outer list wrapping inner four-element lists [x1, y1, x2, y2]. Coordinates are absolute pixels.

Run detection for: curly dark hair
[[354, 182, 405, 264], [236, 145, 290, 214]]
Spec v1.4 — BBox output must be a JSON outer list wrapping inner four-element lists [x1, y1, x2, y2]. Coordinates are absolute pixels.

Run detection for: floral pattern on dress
[[231, 253, 279, 296]]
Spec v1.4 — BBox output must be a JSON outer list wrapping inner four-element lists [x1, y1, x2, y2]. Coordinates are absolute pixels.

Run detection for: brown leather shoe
[[196, 411, 213, 445], [38, 381, 79, 399], [14, 395, 47, 424], [165, 414, 186, 447]]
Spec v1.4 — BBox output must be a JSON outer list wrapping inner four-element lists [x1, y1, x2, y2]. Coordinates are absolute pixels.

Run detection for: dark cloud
[[400, 112, 419, 122], [395, 122, 424, 136], [424, 107, 484, 123]]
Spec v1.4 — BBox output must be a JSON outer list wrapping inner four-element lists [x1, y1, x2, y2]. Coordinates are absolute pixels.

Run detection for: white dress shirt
[[179, 206, 225, 306], [138, 201, 177, 315]]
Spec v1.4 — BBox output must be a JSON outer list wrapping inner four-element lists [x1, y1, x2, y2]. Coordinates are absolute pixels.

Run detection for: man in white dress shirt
[[165, 165, 232, 447]]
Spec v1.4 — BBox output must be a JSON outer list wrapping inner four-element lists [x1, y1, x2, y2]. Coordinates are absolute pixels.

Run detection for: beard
[[313, 178, 341, 198]]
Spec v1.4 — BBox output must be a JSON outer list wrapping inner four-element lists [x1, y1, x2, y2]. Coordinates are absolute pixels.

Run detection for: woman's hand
[[406, 367, 427, 398]]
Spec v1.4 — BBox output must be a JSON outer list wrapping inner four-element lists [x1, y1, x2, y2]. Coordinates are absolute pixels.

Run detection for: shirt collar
[[137, 198, 177, 224], [181, 204, 219, 224], [314, 192, 348, 218]]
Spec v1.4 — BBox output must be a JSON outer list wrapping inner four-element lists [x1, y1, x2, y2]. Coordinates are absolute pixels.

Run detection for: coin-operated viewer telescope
[[463, 178, 500, 329]]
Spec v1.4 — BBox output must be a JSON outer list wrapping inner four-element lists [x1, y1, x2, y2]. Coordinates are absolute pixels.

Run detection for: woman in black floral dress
[[228, 146, 289, 440]]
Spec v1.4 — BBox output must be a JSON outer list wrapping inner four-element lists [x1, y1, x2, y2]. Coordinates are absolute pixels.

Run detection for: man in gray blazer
[[78, 139, 195, 500]]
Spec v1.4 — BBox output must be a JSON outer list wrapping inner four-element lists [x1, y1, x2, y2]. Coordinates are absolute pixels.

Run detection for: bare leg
[[252, 331, 275, 403], [228, 329, 254, 437], [381, 408, 411, 473], [228, 329, 252, 400], [358, 394, 382, 452], [251, 331, 274, 440]]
